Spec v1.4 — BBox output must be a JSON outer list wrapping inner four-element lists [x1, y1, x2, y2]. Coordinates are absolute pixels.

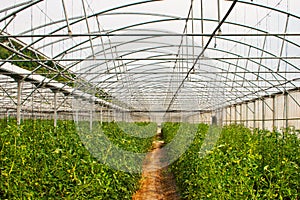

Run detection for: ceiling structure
[[0, 0, 299, 117]]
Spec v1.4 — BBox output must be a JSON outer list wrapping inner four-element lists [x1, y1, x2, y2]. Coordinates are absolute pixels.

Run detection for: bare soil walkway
[[132, 129, 180, 200]]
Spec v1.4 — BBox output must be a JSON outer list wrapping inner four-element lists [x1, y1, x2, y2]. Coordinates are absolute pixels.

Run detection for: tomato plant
[[0, 119, 154, 199], [163, 123, 300, 199]]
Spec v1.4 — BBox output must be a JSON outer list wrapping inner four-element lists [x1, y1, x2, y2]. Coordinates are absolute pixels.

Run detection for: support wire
[[165, 0, 239, 112]]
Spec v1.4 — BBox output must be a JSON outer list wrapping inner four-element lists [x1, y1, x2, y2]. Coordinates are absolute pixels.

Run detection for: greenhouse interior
[[0, 0, 299, 199]]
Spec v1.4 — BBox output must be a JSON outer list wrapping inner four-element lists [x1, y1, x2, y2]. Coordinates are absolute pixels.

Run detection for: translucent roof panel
[[0, 0, 300, 112]]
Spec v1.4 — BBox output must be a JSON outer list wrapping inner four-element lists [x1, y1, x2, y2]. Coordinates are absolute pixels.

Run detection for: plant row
[[162, 123, 300, 199], [0, 119, 155, 199]]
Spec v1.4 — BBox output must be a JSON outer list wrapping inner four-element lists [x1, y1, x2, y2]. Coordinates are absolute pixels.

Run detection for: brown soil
[[132, 133, 181, 200]]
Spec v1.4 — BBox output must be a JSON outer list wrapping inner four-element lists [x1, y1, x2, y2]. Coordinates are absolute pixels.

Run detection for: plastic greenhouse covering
[[1, 1, 300, 199], [0, 0, 299, 128]]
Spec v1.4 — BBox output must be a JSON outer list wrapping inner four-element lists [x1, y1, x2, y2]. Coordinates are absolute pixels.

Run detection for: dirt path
[[132, 128, 180, 200]]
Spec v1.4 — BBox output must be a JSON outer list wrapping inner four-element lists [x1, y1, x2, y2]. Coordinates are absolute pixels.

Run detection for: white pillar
[[284, 92, 288, 129], [245, 102, 249, 128], [17, 79, 22, 126], [272, 95, 276, 130], [262, 98, 265, 130], [226, 107, 229, 125], [89, 101, 93, 131], [53, 91, 57, 127], [75, 98, 79, 124], [100, 107, 103, 124], [234, 105, 237, 124], [229, 106, 232, 124], [253, 101, 256, 129]]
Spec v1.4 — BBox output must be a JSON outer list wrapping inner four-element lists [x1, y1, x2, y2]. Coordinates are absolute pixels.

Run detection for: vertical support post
[[108, 109, 111, 122], [75, 98, 79, 125], [110, 110, 112, 122], [100, 107, 103, 125], [227, 107, 230, 125], [234, 104, 237, 124], [284, 92, 288, 129], [238, 104, 241, 125], [240, 104, 242, 125], [122, 111, 125, 122], [89, 101, 93, 132], [76, 109, 79, 124], [253, 101, 256, 129], [112, 110, 115, 122], [229, 106, 232, 124], [17, 79, 22, 126], [53, 91, 57, 127], [262, 98, 265, 130], [272, 95, 276, 130], [220, 108, 223, 126], [219, 109, 222, 126], [225, 108, 227, 124], [6, 109, 9, 122], [246, 102, 249, 128]]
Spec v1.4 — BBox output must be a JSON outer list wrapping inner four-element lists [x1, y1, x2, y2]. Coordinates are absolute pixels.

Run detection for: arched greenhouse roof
[[0, 0, 300, 114]]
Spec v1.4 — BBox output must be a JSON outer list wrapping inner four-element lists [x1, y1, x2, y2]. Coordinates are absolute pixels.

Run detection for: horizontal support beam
[[2, 56, 300, 62], [1, 71, 293, 75], [1, 33, 300, 38]]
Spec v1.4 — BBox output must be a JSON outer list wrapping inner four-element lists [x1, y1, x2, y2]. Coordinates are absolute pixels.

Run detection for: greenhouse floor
[[132, 131, 180, 200]]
